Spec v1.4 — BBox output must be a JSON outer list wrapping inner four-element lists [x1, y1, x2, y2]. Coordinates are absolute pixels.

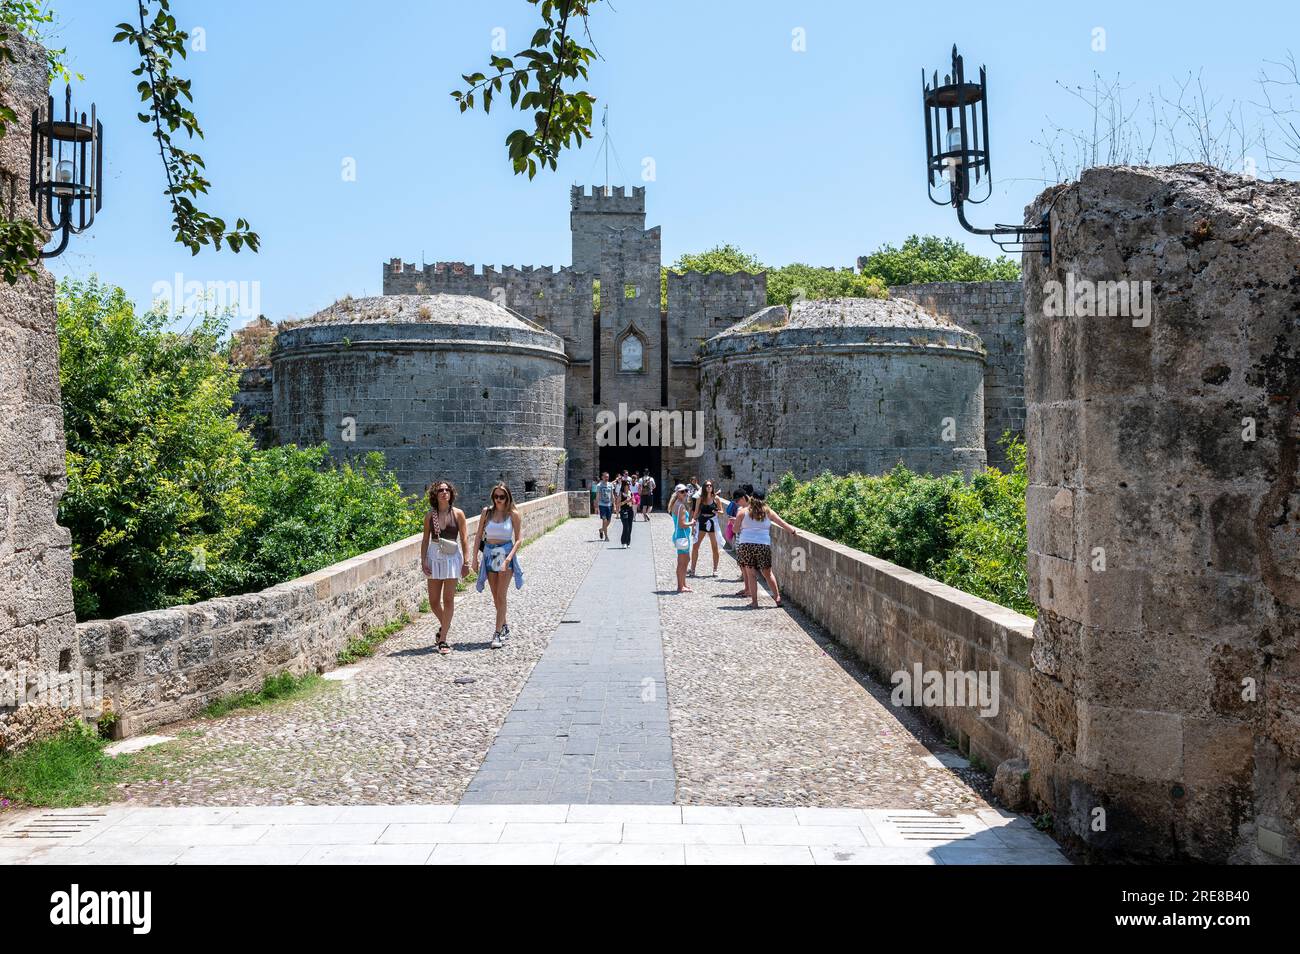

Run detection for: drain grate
[[2, 812, 108, 841], [874, 811, 982, 845]]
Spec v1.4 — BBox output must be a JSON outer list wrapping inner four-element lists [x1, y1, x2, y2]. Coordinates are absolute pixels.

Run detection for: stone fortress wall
[[1024, 165, 1299, 864], [0, 33, 85, 752], [377, 186, 770, 494], [270, 296, 568, 502], [699, 298, 988, 491], [890, 281, 1025, 471]]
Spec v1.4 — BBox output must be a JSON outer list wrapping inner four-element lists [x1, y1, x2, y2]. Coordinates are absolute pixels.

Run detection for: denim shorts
[[599, 504, 613, 520]]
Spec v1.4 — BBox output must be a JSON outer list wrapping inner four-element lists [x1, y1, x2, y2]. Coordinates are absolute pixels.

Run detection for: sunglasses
[[436, 487, 451, 494], [492, 494, 506, 500]]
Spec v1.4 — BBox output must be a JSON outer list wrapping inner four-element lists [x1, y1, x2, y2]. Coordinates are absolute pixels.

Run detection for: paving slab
[[463, 521, 676, 804]]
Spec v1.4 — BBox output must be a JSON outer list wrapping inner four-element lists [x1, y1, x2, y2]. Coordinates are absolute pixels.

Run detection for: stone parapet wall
[[770, 524, 1034, 770], [75, 493, 572, 739]]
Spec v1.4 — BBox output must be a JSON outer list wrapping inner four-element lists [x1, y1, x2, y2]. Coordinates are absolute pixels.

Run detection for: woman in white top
[[732, 490, 798, 608], [420, 479, 471, 655], [473, 482, 522, 649]]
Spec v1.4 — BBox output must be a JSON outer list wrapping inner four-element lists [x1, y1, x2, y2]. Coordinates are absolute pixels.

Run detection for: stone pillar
[[0, 33, 81, 750], [1024, 165, 1300, 863]]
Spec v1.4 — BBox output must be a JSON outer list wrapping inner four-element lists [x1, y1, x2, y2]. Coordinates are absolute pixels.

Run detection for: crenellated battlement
[[668, 269, 767, 289], [570, 183, 646, 213]]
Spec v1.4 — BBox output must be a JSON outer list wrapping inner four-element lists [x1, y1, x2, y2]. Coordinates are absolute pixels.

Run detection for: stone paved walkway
[[48, 515, 990, 813], [463, 520, 675, 804], [0, 803, 1067, 865]]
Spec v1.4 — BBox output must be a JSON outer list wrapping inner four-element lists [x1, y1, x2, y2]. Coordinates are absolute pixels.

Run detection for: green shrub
[[57, 278, 423, 619], [767, 435, 1034, 617]]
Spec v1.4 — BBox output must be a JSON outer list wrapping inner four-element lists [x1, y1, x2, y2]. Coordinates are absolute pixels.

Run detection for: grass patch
[[0, 721, 125, 808], [202, 670, 324, 719], [336, 613, 412, 666]]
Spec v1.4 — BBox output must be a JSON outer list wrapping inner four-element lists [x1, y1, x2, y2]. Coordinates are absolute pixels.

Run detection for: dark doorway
[[598, 444, 663, 509]]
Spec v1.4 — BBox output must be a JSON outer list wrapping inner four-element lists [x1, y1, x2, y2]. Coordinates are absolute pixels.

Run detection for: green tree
[[236, 446, 422, 592], [451, 0, 600, 178], [57, 278, 258, 618], [857, 235, 1020, 285], [57, 279, 424, 619], [669, 244, 764, 274], [766, 264, 888, 308]]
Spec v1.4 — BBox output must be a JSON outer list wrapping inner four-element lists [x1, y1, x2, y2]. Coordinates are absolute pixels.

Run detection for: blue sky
[[40, 0, 1295, 327]]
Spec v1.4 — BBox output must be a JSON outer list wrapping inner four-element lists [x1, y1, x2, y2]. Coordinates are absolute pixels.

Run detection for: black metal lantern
[[923, 45, 1049, 259], [29, 85, 103, 258]]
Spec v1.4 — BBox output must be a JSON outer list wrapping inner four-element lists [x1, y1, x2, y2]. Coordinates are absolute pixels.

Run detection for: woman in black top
[[617, 478, 636, 547], [689, 480, 724, 576]]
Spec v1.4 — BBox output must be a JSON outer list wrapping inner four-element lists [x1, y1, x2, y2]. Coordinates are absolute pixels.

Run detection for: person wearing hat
[[669, 484, 695, 592]]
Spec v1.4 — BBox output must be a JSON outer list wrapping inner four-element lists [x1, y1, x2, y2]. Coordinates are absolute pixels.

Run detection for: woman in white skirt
[[421, 479, 471, 655]]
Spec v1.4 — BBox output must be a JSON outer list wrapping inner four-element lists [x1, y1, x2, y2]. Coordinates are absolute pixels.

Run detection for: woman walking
[[421, 480, 471, 655], [733, 490, 799, 608], [670, 484, 695, 592], [689, 480, 724, 576], [617, 478, 636, 547], [473, 482, 523, 649]]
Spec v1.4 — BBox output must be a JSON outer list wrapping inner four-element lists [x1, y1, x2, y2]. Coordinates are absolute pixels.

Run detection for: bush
[[57, 279, 423, 619], [857, 235, 1021, 284], [767, 435, 1033, 616]]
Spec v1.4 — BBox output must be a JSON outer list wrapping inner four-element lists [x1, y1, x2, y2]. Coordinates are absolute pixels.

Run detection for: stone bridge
[[1, 30, 1297, 864]]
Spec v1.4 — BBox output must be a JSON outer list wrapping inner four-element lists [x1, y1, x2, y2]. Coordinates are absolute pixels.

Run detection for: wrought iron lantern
[[923, 45, 1049, 259], [29, 85, 103, 258]]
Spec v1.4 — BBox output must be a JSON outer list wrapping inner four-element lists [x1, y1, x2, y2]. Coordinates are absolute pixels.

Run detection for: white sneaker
[[500, 623, 510, 640], [490, 630, 503, 649]]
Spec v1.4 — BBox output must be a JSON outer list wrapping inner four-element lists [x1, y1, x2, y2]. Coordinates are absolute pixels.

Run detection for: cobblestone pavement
[[650, 516, 994, 813], [463, 519, 675, 804], [110, 518, 602, 806]]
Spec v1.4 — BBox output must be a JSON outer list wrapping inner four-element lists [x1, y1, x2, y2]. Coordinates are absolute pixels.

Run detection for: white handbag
[[431, 510, 459, 555]]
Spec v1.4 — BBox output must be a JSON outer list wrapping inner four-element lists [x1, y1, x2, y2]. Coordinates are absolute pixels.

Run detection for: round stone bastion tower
[[698, 297, 987, 491], [271, 293, 567, 502]]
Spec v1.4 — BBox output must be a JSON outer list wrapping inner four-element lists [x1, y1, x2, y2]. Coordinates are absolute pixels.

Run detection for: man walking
[[594, 471, 615, 541], [640, 470, 656, 521]]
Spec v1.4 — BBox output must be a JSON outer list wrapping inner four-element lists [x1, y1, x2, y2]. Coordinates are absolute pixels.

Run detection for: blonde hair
[[748, 495, 769, 521]]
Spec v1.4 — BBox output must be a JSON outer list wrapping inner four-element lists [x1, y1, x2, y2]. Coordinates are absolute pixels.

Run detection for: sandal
[[436, 640, 450, 655]]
